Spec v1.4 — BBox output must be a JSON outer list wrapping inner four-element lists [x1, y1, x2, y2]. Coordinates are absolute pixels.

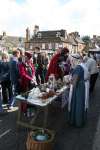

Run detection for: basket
[[26, 129, 55, 150]]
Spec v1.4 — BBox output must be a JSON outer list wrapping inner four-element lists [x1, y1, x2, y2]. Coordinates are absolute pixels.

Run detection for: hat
[[71, 53, 81, 59], [61, 47, 69, 54], [25, 51, 32, 59]]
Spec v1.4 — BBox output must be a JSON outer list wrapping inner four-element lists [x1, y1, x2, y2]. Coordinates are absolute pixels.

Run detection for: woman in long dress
[[68, 56, 89, 127]]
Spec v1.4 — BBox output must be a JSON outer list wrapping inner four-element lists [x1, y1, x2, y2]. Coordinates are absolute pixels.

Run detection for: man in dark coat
[[9, 50, 21, 95]]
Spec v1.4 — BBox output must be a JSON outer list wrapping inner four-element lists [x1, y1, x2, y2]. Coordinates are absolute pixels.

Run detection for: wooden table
[[16, 86, 67, 130]]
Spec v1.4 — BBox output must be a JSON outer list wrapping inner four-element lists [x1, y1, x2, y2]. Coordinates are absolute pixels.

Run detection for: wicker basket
[[26, 129, 55, 150]]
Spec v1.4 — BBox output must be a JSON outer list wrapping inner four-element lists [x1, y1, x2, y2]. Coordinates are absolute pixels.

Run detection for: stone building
[[25, 25, 85, 53], [25, 25, 69, 53], [0, 32, 25, 51], [67, 32, 85, 53]]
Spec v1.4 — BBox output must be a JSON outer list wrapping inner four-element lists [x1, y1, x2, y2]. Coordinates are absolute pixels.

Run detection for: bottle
[[48, 74, 55, 91]]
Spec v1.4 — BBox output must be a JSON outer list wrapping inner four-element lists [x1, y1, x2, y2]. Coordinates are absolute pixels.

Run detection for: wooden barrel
[[26, 129, 55, 150]]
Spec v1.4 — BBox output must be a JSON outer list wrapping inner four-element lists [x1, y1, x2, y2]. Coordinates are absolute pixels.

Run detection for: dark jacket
[[0, 61, 10, 82], [9, 57, 20, 84]]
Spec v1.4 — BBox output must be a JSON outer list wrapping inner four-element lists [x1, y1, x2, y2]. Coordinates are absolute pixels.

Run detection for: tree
[[82, 36, 91, 52], [82, 36, 90, 44]]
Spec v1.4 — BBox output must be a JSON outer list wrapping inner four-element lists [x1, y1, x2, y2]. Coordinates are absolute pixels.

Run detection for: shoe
[[7, 104, 14, 110], [8, 106, 14, 110]]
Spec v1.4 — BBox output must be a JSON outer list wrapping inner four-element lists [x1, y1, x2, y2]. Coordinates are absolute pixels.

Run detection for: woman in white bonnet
[[68, 54, 90, 127]]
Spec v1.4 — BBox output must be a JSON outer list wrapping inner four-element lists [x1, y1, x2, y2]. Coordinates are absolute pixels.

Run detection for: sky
[[0, 0, 100, 37]]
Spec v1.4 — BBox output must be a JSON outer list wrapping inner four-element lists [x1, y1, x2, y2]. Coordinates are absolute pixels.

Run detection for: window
[[30, 45, 33, 49], [55, 43, 59, 49], [37, 33, 42, 38], [49, 43, 52, 49], [42, 43, 45, 49], [56, 32, 61, 37]]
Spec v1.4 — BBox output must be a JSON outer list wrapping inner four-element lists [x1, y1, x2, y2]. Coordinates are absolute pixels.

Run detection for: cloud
[[0, 0, 100, 37]]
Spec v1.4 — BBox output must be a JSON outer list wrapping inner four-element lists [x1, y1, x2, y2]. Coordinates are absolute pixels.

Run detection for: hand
[[31, 76, 37, 85]]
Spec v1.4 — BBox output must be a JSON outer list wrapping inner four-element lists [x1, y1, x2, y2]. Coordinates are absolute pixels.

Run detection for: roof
[[67, 36, 77, 46], [29, 36, 67, 43], [0, 35, 25, 48], [68, 32, 85, 45], [75, 37, 85, 44], [37, 29, 66, 38]]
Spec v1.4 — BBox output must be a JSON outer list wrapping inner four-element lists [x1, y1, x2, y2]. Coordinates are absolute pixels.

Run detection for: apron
[[68, 63, 90, 111]]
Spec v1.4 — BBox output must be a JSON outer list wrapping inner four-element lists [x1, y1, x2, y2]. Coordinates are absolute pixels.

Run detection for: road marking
[[0, 129, 11, 139]]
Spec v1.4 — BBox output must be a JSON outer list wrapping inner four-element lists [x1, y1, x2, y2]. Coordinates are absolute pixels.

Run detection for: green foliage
[[82, 36, 90, 44], [19, 37, 22, 42], [82, 36, 91, 52]]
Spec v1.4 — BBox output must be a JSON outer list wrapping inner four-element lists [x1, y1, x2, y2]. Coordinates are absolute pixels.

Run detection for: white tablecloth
[[16, 86, 68, 107]]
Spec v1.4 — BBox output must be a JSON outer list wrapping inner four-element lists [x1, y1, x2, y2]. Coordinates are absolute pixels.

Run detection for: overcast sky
[[0, 0, 100, 37]]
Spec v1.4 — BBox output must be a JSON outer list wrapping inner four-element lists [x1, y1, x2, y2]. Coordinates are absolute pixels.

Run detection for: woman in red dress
[[18, 51, 36, 92], [18, 51, 36, 113], [45, 47, 70, 81]]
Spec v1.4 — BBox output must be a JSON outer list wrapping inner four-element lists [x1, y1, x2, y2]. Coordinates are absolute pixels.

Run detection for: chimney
[[74, 32, 79, 37], [34, 25, 39, 35], [93, 35, 96, 39], [3, 31, 6, 37], [26, 27, 30, 42]]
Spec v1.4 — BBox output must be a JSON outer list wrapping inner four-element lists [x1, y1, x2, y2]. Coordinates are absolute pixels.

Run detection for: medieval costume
[[46, 48, 70, 81], [68, 57, 89, 127]]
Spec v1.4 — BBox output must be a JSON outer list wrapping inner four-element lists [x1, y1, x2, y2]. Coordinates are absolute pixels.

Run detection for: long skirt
[[68, 81, 87, 127]]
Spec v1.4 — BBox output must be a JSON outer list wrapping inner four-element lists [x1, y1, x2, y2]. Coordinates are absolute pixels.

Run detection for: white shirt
[[86, 58, 98, 75]]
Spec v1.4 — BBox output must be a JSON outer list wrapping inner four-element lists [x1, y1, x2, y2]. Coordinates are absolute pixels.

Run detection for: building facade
[[25, 25, 85, 53], [0, 32, 25, 52]]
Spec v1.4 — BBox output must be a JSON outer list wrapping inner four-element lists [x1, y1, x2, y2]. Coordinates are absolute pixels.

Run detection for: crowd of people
[[0, 47, 99, 128], [0, 49, 48, 112]]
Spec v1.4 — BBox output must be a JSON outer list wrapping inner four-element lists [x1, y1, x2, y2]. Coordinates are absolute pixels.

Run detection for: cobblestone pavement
[[0, 77, 100, 150]]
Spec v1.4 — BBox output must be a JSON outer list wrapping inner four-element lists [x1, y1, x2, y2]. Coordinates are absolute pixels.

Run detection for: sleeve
[[18, 64, 33, 81]]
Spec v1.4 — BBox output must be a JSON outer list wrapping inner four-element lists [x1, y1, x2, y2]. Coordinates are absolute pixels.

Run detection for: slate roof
[[27, 29, 85, 47], [29, 36, 67, 43], [35, 29, 66, 38]]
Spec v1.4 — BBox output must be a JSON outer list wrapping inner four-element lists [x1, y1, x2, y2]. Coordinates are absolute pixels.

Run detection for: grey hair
[[1, 52, 9, 60]]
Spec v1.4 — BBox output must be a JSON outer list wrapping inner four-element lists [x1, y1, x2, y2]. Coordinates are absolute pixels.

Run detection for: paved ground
[[0, 76, 100, 150]]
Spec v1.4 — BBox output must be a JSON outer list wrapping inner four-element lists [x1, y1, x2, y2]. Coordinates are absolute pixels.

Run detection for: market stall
[[16, 75, 70, 150], [16, 81, 68, 130]]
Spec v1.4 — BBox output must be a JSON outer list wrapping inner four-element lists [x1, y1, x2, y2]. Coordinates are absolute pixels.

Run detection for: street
[[0, 76, 100, 150]]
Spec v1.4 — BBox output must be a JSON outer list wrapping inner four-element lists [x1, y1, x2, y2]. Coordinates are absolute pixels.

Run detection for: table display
[[16, 79, 68, 130]]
